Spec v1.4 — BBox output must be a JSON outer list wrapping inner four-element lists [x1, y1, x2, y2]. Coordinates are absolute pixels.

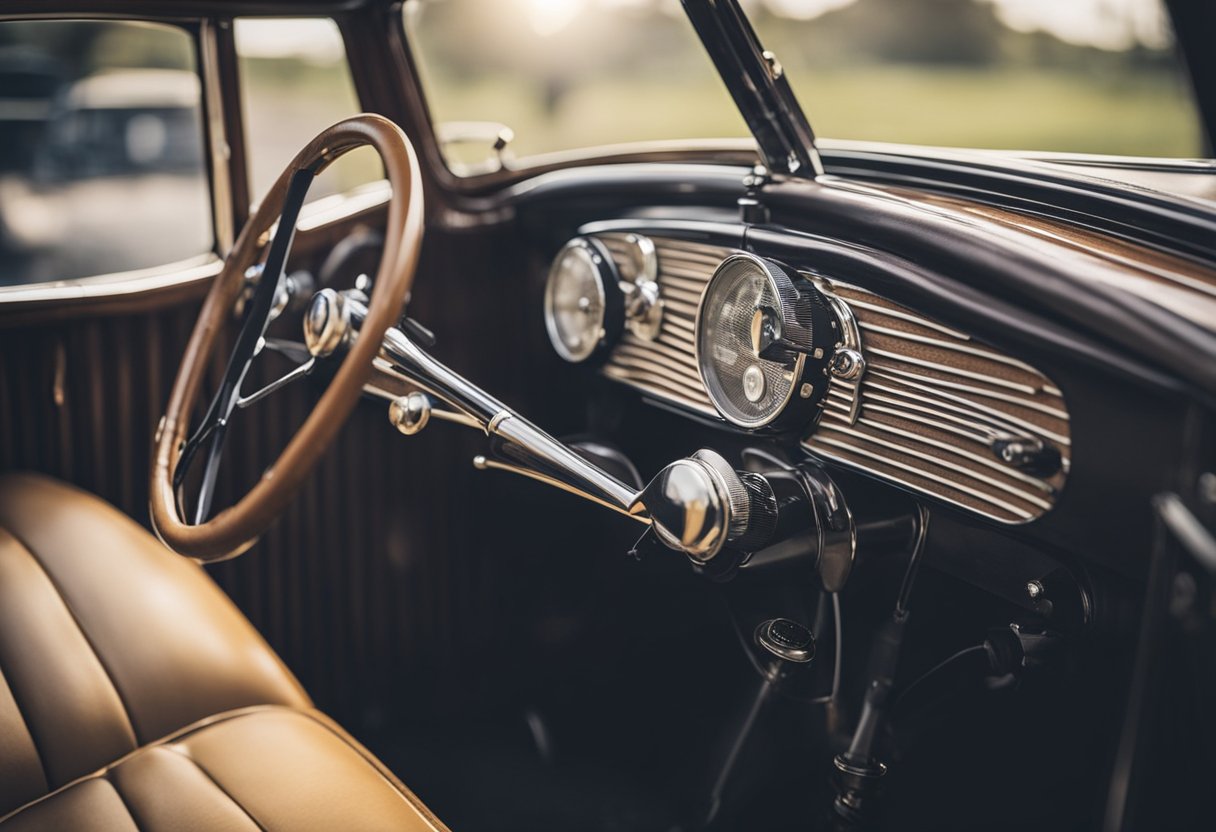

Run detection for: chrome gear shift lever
[[308, 288, 846, 570]]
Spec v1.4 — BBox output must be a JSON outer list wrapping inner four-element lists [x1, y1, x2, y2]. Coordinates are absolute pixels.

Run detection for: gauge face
[[543, 239, 622, 363], [696, 254, 834, 430]]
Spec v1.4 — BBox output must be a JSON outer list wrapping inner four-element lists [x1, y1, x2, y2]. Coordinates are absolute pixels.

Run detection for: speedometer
[[695, 253, 837, 430], [543, 237, 624, 363]]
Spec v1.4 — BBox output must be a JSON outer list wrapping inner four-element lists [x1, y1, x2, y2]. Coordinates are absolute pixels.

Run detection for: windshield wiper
[[682, 0, 822, 179]]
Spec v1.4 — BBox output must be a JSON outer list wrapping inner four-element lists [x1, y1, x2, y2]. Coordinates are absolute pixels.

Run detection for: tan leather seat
[[0, 473, 447, 831]]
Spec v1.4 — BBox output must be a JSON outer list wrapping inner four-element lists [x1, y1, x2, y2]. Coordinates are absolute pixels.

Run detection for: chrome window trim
[[0, 255, 222, 306]]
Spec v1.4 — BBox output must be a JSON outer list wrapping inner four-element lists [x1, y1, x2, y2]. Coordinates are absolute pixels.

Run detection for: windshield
[[405, 0, 1205, 172], [749, 0, 1204, 158], [403, 0, 750, 173]]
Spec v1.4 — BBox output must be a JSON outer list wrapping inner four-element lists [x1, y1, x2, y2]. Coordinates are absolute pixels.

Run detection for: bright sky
[[237, 1, 1172, 55], [234, 18, 346, 62], [761, 0, 1170, 49]]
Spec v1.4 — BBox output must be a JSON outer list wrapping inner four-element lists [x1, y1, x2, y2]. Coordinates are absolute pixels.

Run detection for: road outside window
[[0, 21, 212, 287]]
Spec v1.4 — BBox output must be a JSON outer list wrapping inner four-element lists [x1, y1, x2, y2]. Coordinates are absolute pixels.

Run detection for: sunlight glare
[[527, 0, 585, 37]]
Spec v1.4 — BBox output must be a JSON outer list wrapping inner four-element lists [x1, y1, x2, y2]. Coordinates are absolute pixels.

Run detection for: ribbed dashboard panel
[[599, 233, 720, 417], [593, 233, 1070, 524], [806, 283, 1069, 524]]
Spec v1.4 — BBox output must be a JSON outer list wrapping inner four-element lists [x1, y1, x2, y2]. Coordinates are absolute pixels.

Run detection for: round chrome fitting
[[829, 348, 865, 381], [304, 288, 353, 358], [755, 618, 815, 664], [388, 392, 431, 436]]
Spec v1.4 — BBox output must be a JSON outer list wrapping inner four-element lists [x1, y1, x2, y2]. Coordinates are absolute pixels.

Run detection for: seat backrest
[[0, 473, 310, 815]]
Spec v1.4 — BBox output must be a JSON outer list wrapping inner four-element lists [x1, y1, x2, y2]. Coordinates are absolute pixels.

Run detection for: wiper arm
[[681, 0, 822, 178]]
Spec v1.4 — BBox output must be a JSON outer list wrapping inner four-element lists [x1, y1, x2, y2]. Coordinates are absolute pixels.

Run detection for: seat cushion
[[0, 473, 447, 830], [0, 706, 446, 831]]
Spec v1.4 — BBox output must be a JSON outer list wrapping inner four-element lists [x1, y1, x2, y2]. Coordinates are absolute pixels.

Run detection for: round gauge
[[695, 253, 837, 430], [543, 237, 624, 363]]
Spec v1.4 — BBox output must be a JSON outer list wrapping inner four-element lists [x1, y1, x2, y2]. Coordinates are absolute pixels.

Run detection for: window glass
[[749, 0, 1204, 157], [235, 18, 382, 204], [402, 0, 751, 174], [0, 21, 211, 287]]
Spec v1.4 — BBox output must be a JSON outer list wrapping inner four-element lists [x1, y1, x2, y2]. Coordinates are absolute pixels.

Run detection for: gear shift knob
[[630, 449, 777, 562]]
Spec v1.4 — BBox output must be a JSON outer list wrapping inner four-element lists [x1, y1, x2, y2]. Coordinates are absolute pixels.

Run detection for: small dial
[[695, 253, 836, 430], [543, 238, 623, 363]]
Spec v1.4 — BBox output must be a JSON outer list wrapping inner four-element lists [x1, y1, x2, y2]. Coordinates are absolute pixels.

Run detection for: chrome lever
[[304, 288, 781, 564]]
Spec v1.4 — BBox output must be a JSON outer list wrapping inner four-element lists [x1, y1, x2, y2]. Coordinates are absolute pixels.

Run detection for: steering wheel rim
[[151, 114, 423, 562]]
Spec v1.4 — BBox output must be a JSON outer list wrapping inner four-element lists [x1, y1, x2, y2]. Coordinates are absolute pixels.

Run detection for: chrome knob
[[304, 288, 353, 358], [630, 449, 774, 563], [388, 392, 431, 436], [634, 456, 730, 561]]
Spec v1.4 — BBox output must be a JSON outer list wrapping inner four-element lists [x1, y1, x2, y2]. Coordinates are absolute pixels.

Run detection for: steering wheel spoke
[[170, 169, 315, 525], [236, 358, 316, 409]]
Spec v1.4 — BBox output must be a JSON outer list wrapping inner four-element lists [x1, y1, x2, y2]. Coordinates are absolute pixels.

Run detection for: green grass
[[240, 57, 1206, 189], [421, 64, 1205, 163]]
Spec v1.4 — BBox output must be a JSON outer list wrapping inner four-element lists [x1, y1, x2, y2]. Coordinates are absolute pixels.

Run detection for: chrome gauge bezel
[[543, 237, 624, 364], [694, 253, 837, 431]]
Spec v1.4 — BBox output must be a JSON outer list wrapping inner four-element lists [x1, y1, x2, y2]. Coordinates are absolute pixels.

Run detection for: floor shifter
[[700, 618, 816, 828]]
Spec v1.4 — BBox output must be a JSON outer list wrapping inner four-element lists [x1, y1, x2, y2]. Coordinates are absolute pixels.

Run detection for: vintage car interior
[[1, 0, 1214, 829]]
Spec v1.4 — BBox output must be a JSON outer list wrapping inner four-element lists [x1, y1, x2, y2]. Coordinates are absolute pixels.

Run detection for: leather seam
[[164, 747, 268, 832], [298, 709, 450, 832], [2, 474, 314, 710], [0, 524, 141, 747], [101, 772, 145, 832], [0, 643, 54, 802], [0, 705, 288, 825]]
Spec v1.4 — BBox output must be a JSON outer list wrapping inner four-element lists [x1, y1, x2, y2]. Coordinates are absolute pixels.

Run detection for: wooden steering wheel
[[151, 115, 423, 562]]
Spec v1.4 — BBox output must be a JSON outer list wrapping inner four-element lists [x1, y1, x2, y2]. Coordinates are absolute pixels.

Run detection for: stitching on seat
[[0, 705, 287, 825], [101, 772, 146, 832], [297, 709, 449, 832], [164, 747, 269, 832], [0, 704, 449, 831], [0, 524, 140, 747], [2, 474, 315, 711], [0, 643, 53, 800]]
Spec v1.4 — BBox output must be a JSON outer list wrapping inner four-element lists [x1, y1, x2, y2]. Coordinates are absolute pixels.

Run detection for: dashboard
[[541, 224, 1071, 526]]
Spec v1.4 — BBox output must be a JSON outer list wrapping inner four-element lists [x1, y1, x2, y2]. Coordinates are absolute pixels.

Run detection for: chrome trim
[[811, 434, 1037, 520], [236, 358, 314, 408], [868, 367, 1068, 421], [0, 255, 221, 306], [473, 456, 649, 523], [817, 422, 1053, 509], [817, 275, 868, 422], [694, 253, 810, 429], [624, 278, 664, 341], [371, 310, 644, 515], [853, 416, 1056, 493], [857, 322, 1044, 375], [858, 380, 1070, 447], [832, 294, 971, 340], [866, 348, 1040, 395], [199, 19, 234, 253], [543, 238, 614, 364]]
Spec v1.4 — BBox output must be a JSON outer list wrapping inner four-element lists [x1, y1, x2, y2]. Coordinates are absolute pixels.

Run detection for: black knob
[[755, 618, 816, 665]]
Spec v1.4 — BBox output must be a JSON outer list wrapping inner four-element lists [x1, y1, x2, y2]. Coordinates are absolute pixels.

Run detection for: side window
[[234, 18, 382, 205], [0, 21, 212, 287]]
